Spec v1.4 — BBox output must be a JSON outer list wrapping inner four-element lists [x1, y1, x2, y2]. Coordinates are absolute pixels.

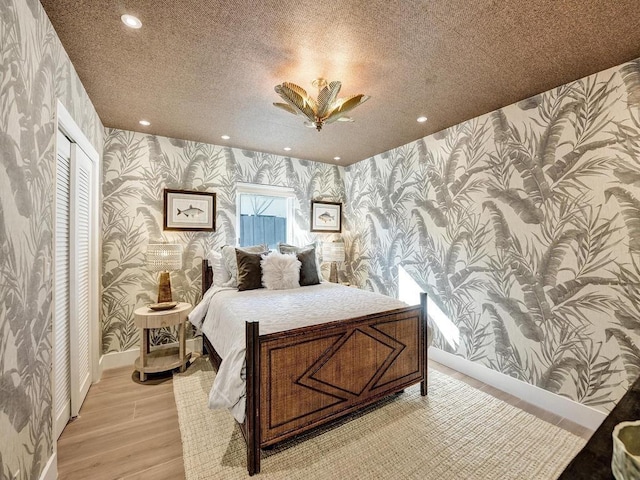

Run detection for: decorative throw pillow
[[278, 243, 321, 286], [206, 250, 230, 286], [235, 249, 267, 291], [261, 252, 301, 290], [221, 244, 268, 288]]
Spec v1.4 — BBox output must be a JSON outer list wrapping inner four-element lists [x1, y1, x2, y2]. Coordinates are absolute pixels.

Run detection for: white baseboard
[[429, 347, 607, 431], [99, 337, 203, 373], [38, 452, 57, 480]]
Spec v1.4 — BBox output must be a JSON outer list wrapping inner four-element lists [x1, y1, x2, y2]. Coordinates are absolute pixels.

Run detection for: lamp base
[[157, 271, 173, 303], [329, 262, 338, 283]]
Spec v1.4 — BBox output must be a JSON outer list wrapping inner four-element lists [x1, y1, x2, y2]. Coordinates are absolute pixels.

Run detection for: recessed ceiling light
[[139, 120, 150, 126], [221, 135, 230, 140], [417, 116, 428, 123], [121, 14, 142, 29], [283, 147, 292, 151], [333, 156, 341, 161]]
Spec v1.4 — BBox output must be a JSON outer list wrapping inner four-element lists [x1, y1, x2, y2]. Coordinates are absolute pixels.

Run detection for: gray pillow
[[235, 249, 267, 291], [278, 243, 320, 286], [221, 244, 268, 287]]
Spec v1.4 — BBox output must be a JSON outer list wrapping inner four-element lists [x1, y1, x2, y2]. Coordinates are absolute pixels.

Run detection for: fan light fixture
[[274, 78, 369, 131]]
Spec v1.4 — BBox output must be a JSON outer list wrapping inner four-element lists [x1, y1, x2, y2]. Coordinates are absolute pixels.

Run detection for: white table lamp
[[146, 243, 183, 303], [322, 241, 345, 283]]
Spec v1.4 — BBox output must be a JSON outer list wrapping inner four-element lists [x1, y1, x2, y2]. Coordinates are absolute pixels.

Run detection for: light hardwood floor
[[56, 365, 185, 480], [56, 359, 593, 479]]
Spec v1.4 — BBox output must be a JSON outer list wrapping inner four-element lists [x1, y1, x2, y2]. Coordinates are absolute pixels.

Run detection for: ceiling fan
[[273, 78, 370, 131]]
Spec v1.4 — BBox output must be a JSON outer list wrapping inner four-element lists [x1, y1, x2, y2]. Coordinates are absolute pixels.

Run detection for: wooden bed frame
[[201, 259, 428, 475]]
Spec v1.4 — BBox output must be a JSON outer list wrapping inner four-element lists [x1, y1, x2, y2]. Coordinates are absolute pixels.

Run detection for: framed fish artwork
[[310, 200, 342, 233], [163, 189, 216, 231]]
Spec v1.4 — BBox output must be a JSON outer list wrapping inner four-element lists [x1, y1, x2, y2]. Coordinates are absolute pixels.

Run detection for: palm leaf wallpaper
[[0, 1, 102, 478], [345, 61, 640, 412], [101, 129, 344, 354], [5, 0, 640, 476]]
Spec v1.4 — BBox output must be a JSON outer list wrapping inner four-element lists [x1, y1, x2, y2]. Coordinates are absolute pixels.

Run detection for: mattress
[[188, 282, 407, 423]]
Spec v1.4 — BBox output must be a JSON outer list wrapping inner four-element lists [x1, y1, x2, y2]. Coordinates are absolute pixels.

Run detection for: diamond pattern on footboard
[[259, 307, 425, 445]]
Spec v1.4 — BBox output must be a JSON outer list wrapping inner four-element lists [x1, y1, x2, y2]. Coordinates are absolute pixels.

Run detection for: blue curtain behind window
[[240, 214, 286, 249]]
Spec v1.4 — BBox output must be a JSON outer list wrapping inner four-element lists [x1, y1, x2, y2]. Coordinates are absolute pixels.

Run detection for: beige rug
[[173, 358, 585, 479]]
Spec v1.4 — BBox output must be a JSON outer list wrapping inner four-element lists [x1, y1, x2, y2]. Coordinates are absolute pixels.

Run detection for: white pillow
[[221, 244, 268, 288], [261, 252, 301, 290], [206, 250, 229, 286]]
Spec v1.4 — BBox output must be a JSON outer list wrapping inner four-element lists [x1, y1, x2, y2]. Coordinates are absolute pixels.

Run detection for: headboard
[[202, 259, 213, 297]]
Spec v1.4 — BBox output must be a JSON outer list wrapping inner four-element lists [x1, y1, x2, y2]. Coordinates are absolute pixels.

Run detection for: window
[[236, 183, 295, 249]]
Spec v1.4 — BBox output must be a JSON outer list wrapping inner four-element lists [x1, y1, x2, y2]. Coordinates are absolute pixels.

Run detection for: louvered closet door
[[70, 144, 93, 416], [54, 131, 71, 440]]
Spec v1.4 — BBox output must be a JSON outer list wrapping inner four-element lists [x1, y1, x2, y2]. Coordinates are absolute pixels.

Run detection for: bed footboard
[[245, 292, 428, 474], [246, 321, 261, 475]]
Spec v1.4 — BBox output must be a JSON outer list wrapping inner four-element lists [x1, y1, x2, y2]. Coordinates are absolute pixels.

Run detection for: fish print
[[318, 211, 335, 223], [177, 205, 204, 217]]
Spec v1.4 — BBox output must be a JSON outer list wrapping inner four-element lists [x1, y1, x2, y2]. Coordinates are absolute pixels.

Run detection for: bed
[[194, 259, 428, 475]]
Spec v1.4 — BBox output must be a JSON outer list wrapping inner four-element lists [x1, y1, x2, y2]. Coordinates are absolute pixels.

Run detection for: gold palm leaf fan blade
[[316, 81, 342, 119], [274, 84, 315, 121], [325, 94, 370, 124], [273, 102, 300, 116], [274, 83, 317, 122], [280, 82, 319, 114], [280, 81, 309, 99]]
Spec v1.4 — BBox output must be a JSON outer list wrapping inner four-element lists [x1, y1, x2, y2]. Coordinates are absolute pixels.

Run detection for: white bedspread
[[188, 283, 407, 423]]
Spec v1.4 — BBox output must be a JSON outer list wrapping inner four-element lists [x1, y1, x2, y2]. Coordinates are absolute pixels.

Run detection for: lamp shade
[[146, 243, 183, 271], [322, 241, 345, 263]]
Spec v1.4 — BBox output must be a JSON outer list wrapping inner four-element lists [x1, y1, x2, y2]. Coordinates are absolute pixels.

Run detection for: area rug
[[173, 358, 585, 479]]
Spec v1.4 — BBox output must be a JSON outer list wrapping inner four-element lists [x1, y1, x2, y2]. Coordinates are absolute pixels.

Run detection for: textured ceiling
[[41, 0, 640, 166]]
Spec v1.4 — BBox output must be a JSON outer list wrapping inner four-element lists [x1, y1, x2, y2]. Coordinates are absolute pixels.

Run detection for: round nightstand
[[133, 302, 192, 381]]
